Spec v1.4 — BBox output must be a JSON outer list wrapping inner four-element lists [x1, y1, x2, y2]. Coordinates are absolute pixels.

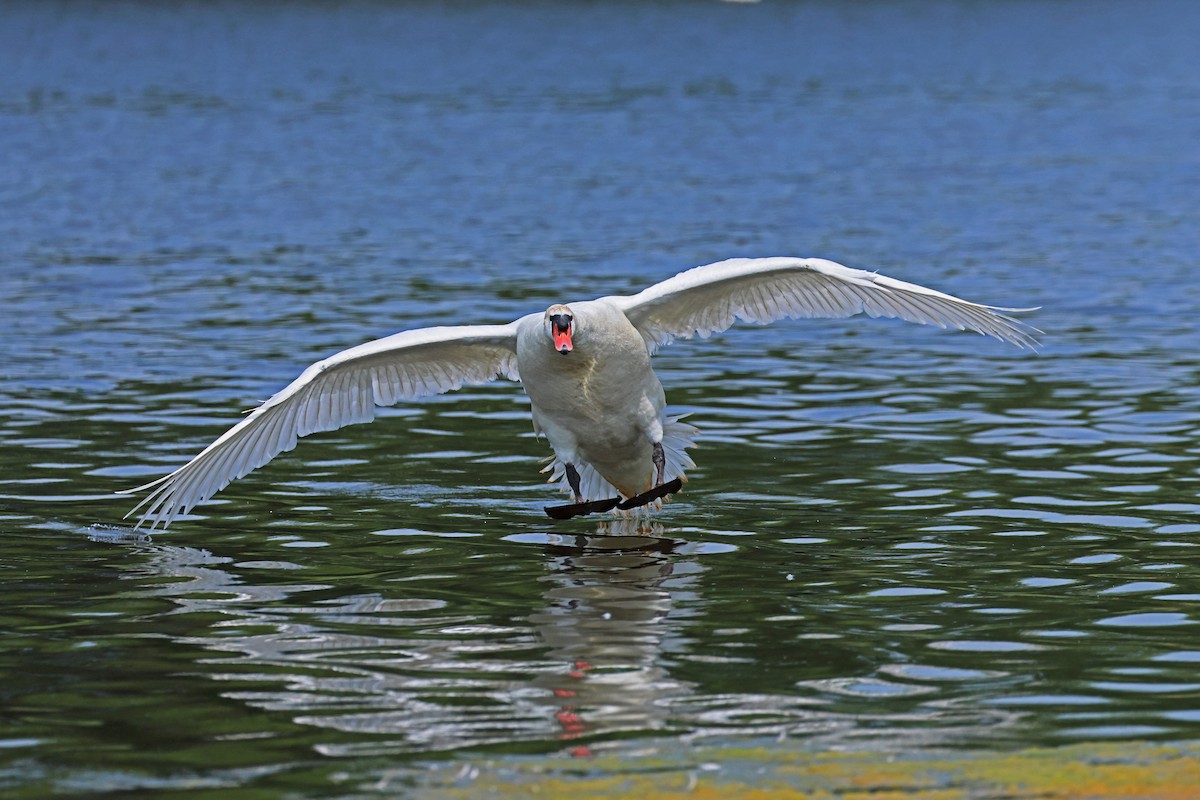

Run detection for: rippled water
[[3, 0, 1200, 795]]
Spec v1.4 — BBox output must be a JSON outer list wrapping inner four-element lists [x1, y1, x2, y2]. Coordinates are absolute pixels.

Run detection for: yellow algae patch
[[418, 740, 1200, 800]]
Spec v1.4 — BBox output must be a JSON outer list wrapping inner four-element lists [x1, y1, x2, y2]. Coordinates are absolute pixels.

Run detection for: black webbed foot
[[544, 496, 621, 520], [616, 477, 683, 510]]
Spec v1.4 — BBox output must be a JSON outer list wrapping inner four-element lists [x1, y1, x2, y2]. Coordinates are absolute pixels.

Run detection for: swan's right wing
[[121, 323, 521, 530], [610, 257, 1039, 352]]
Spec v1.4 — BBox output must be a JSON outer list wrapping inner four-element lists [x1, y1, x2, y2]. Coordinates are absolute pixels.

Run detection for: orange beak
[[553, 324, 573, 354]]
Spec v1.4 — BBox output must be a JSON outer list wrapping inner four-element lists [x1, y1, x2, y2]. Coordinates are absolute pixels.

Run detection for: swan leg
[[544, 462, 621, 520], [652, 440, 666, 486], [617, 442, 681, 510], [565, 463, 584, 503]]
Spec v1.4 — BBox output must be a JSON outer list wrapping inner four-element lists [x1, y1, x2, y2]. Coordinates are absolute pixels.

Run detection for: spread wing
[[121, 323, 521, 530], [610, 257, 1039, 352]]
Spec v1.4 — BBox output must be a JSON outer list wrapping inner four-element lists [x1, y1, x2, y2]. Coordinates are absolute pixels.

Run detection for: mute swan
[[121, 257, 1038, 529]]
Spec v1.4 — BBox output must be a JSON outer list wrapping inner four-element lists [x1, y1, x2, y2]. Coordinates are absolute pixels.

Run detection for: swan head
[[544, 304, 574, 355]]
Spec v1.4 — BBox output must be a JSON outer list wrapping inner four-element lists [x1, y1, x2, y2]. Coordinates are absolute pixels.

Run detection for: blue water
[[2, 1, 1200, 796]]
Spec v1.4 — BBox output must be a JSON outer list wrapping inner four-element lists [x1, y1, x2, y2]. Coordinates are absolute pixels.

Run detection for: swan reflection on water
[[111, 520, 698, 756], [108, 519, 1016, 759], [524, 523, 698, 756]]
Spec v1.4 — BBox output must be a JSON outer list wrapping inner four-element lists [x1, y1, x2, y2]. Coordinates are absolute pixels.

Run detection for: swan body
[[517, 299, 669, 499], [121, 257, 1038, 529]]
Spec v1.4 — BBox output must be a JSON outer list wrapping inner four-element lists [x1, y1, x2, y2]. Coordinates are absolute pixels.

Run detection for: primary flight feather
[[120, 256, 1038, 529]]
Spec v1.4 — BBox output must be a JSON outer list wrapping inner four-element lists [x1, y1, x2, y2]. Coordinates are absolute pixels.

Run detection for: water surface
[[2, 1, 1200, 796]]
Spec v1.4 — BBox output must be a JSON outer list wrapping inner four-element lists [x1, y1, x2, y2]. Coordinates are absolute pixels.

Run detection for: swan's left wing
[[609, 257, 1039, 352], [120, 323, 521, 530]]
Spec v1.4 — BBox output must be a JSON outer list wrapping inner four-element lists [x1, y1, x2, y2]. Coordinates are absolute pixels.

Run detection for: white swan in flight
[[121, 257, 1038, 529]]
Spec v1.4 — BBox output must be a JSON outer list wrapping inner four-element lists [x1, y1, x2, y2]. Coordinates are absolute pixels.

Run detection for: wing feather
[[121, 323, 521, 530], [610, 257, 1039, 351]]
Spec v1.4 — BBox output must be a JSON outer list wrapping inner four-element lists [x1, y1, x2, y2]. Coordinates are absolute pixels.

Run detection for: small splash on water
[[85, 523, 152, 545]]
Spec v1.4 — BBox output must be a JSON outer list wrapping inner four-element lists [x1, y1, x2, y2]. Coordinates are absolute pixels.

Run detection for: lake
[[2, 1, 1200, 796]]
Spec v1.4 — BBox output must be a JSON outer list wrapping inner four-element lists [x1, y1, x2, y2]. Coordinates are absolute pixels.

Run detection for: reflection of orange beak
[[553, 325, 573, 354]]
